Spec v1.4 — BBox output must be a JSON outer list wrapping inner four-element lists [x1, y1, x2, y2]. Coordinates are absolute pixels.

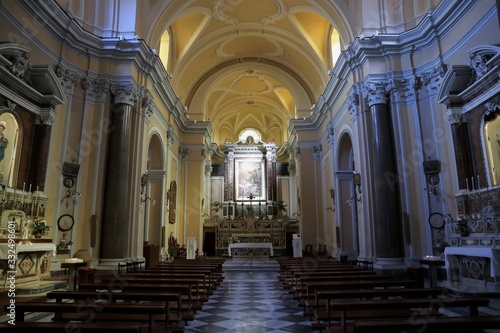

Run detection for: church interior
[[1, 0, 500, 332]]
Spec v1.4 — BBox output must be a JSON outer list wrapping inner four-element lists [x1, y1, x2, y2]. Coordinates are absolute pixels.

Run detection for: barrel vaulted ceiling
[[143, 0, 351, 145]]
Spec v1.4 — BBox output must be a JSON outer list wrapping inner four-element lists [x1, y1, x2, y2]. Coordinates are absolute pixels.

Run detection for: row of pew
[[2, 258, 225, 332], [278, 258, 500, 333]]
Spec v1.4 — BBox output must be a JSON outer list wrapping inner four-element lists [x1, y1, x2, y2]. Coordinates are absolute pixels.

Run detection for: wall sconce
[[62, 189, 82, 207], [325, 188, 336, 211], [140, 173, 156, 205], [424, 174, 440, 196], [347, 173, 362, 206]]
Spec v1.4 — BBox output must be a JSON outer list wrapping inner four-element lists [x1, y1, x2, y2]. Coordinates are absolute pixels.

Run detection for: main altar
[[215, 218, 288, 256]]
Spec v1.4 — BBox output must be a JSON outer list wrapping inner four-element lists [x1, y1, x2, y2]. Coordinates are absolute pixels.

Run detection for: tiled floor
[[184, 259, 314, 333]]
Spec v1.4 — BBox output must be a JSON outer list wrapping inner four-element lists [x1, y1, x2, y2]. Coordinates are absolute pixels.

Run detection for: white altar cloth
[[0, 243, 57, 259], [228, 242, 273, 256], [444, 247, 500, 277]]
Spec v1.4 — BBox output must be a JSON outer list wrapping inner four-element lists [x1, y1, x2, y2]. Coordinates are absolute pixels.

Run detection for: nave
[[3, 257, 500, 332]]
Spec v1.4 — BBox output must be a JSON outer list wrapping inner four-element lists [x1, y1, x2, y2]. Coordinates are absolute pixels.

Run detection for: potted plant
[[32, 219, 50, 238], [246, 205, 254, 217], [276, 200, 288, 216], [167, 232, 179, 260], [458, 221, 471, 237]]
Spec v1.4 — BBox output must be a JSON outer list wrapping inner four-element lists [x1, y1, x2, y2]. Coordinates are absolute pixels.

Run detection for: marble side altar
[[445, 247, 500, 285], [0, 242, 56, 285]]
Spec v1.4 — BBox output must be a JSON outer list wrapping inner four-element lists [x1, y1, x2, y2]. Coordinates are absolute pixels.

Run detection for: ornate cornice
[[9, 51, 31, 83], [0, 99, 17, 112]]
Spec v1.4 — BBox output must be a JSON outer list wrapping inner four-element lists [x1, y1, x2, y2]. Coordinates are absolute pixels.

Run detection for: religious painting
[[235, 160, 265, 200]]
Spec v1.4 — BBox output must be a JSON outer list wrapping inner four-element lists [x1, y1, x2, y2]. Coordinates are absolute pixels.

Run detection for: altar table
[[0, 243, 56, 285], [228, 242, 273, 257], [445, 247, 500, 284]]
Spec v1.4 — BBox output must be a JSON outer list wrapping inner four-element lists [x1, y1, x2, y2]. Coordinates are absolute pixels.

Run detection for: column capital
[[82, 77, 110, 103], [347, 92, 360, 118], [56, 64, 80, 95], [313, 145, 322, 161], [287, 160, 296, 176], [390, 76, 419, 103], [141, 92, 156, 118], [110, 82, 140, 106], [327, 122, 335, 148], [179, 146, 189, 160], [166, 124, 176, 147], [205, 160, 213, 176], [364, 81, 389, 107], [447, 106, 463, 125], [38, 108, 56, 126], [485, 98, 500, 116], [419, 64, 446, 96]]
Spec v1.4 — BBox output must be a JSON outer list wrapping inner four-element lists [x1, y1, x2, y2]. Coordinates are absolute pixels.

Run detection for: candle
[[477, 175, 480, 189], [466, 178, 469, 191], [471, 177, 474, 191], [496, 171, 498, 185]]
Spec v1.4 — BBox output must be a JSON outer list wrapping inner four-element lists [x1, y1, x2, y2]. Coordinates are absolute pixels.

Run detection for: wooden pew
[[46, 290, 182, 328], [100, 275, 208, 311], [78, 282, 195, 323], [294, 274, 393, 300], [7, 302, 166, 333], [313, 287, 447, 328], [325, 297, 490, 333], [124, 271, 214, 296], [0, 322, 143, 332], [353, 315, 500, 332]]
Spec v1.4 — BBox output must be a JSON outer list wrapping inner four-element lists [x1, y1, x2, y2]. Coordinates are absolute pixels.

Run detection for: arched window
[[159, 29, 171, 69], [330, 28, 341, 67], [239, 129, 262, 144]]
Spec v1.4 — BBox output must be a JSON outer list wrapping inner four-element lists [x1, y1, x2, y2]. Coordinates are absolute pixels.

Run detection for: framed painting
[[235, 160, 265, 200]]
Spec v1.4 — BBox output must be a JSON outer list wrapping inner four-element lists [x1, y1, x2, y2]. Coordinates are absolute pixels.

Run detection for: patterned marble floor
[[184, 260, 315, 333]]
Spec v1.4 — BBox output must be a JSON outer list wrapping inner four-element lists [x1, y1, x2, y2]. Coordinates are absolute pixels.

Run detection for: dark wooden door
[[203, 231, 216, 256]]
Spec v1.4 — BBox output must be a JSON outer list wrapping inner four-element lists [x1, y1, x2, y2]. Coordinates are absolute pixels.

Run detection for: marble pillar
[[365, 82, 403, 263], [31, 111, 54, 192], [100, 83, 138, 260]]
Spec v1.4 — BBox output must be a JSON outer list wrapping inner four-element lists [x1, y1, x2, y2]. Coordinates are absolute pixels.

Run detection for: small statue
[[22, 222, 30, 240], [0, 121, 8, 162]]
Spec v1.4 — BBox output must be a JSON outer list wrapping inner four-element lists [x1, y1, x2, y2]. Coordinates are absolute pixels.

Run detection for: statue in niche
[[0, 121, 8, 162]]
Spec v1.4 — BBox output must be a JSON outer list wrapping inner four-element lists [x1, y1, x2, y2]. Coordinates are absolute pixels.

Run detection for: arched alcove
[[145, 133, 165, 247], [336, 131, 359, 256]]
